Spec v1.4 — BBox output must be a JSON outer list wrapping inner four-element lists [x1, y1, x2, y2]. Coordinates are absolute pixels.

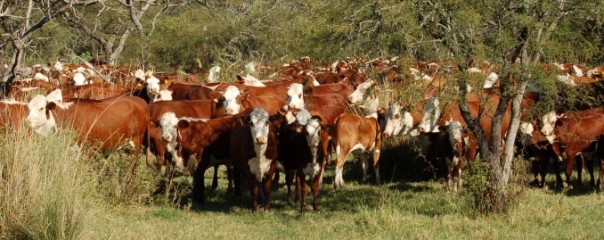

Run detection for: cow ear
[[555, 120, 563, 127], [178, 120, 190, 129], [47, 102, 56, 110], [308, 111, 327, 125], [377, 107, 387, 118]]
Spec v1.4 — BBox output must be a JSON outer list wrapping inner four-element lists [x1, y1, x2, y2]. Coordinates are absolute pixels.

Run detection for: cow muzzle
[[161, 134, 172, 143], [255, 136, 266, 144]]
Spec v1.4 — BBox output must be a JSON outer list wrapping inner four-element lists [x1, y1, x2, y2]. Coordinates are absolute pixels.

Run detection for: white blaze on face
[[248, 108, 272, 182], [245, 62, 257, 76], [223, 86, 242, 115], [34, 72, 49, 82], [519, 122, 535, 147], [53, 61, 63, 72], [418, 97, 441, 133], [26, 89, 66, 136], [447, 120, 463, 147], [72, 72, 87, 86], [158, 112, 185, 170], [540, 111, 558, 143], [348, 80, 376, 104], [134, 69, 145, 81], [383, 101, 402, 137], [409, 67, 422, 81], [145, 76, 161, 96], [153, 90, 173, 102], [241, 74, 265, 87], [207, 65, 221, 83], [287, 83, 305, 110], [467, 67, 482, 73], [572, 65, 584, 77], [483, 72, 499, 89]]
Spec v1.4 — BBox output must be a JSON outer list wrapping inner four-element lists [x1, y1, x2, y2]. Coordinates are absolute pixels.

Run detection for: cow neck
[[207, 115, 236, 140], [50, 101, 76, 129]]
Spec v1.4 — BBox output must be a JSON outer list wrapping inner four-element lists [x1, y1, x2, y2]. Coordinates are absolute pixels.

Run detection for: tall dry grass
[[0, 129, 95, 239]]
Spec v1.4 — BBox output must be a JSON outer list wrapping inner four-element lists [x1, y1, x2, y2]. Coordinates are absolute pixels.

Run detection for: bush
[[0, 130, 93, 239]]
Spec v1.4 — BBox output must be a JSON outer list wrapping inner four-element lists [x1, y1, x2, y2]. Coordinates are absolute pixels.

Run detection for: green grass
[[2, 131, 604, 239]]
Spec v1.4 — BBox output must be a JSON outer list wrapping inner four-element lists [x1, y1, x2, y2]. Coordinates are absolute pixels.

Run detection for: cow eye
[[39, 107, 44, 111], [298, 94, 302, 98]]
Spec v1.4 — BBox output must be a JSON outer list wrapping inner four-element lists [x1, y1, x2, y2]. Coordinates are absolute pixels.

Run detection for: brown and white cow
[[539, 108, 604, 188], [333, 95, 382, 189], [230, 108, 279, 212], [26, 89, 149, 153]]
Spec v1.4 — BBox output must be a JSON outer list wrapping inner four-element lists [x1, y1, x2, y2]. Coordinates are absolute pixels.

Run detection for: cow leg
[[585, 155, 595, 188], [233, 167, 243, 203], [565, 150, 579, 188], [298, 171, 308, 212], [598, 158, 604, 192], [285, 169, 295, 206], [360, 155, 369, 183], [311, 168, 322, 211], [334, 145, 348, 189], [373, 149, 381, 185], [444, 157, 453, 191], [538, 153, 549, 188], [577, 154, 585, 186], [553, 156, 564, 189], [262, 164, 277, 212], [249, 180, 260, 213], [319, 132, 330, 185], [192, 151, 208, 203]]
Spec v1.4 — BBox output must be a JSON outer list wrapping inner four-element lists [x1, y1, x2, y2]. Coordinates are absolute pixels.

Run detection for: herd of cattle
[[1, 57, 604, 212]]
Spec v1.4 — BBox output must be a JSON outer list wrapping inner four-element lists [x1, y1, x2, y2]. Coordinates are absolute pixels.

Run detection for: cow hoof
[[313, 205, 319, 211]]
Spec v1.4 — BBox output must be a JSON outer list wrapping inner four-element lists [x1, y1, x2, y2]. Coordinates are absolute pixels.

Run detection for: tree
[[416, 0, 597, 212], [0, 0, 101, 95], [61, 0, 189, 66]]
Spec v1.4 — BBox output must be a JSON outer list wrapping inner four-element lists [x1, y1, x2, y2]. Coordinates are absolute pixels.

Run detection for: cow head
[[158, 112, 203, 172], [519, 122, 535, 147], [418, 97, 441, 133], [145, 76, 161, 97], [287, 83, 305, 110], [222, 86, 243, 115], [382, 101, 414, 138], [348, 80, 376, 104], [207, 65, 221, 83], [26, 89, 70, 136], [72, 72, 87, 86], [540, 111, 559, 143], [250, 108, 270, 146], [248, 108, 272, 182], [294, 109, 325, 177], [151, 89, 173, 103]]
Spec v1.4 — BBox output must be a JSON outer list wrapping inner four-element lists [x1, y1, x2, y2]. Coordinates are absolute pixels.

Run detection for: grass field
[[2, 131, 604, 239]]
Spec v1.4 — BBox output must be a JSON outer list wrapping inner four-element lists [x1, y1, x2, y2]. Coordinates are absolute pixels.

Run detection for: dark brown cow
[[26, 90, 149, 153], [158, 112, 240, 202], [278, 109, 328, 211], [229, 108, 279, 212]]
